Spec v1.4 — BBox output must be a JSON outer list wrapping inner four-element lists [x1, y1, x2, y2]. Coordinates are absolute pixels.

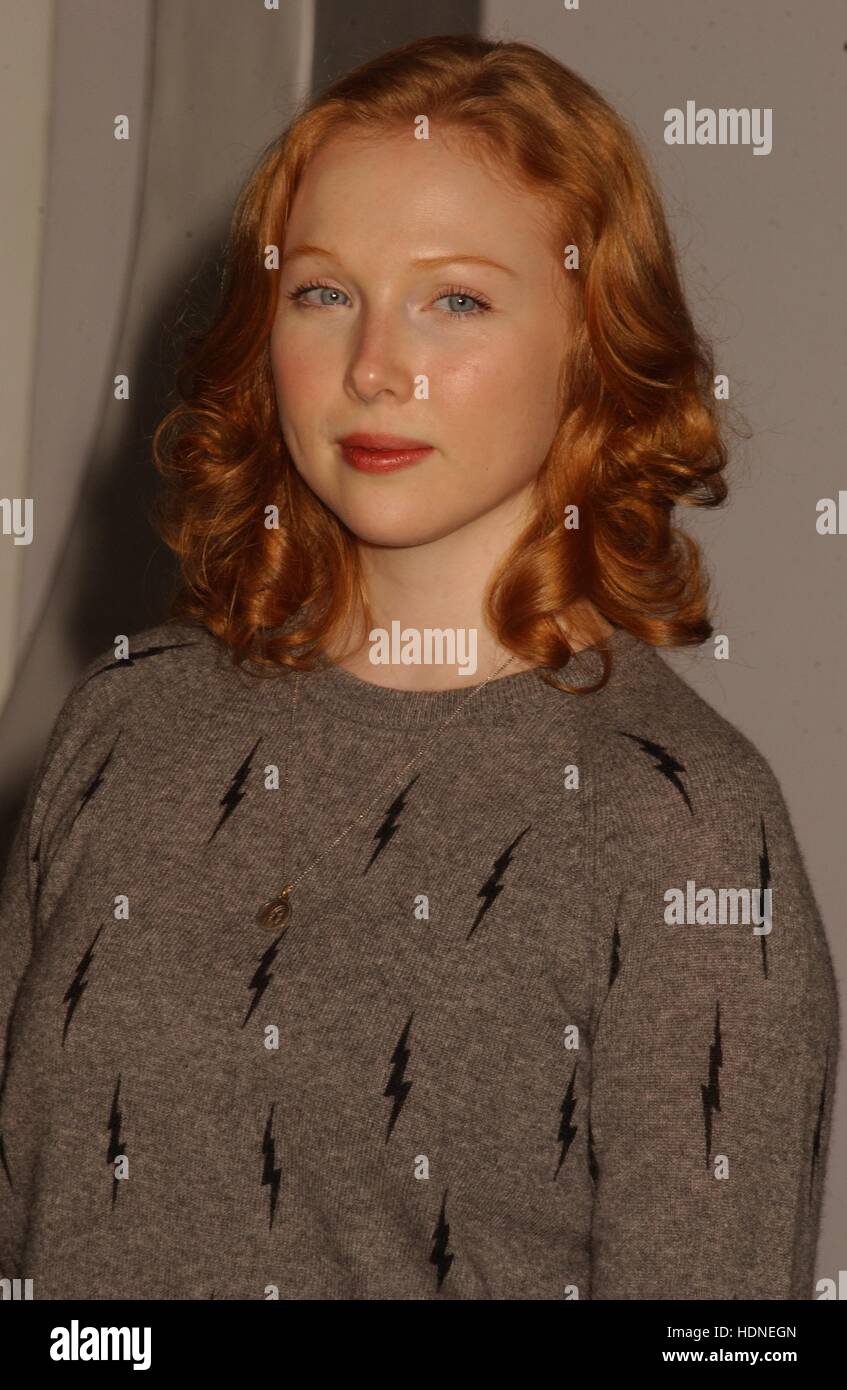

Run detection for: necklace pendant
[[256, 884, 294, 930]]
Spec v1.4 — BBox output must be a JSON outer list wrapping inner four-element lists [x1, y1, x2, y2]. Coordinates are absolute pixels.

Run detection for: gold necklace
[[255, 648, 524, 929]]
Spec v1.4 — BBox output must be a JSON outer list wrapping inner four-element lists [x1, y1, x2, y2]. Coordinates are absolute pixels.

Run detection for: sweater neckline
[[296, 626, 651, 729]]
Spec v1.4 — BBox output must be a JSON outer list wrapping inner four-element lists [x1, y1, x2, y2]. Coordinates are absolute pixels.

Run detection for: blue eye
[[284, 279, 492, 319], [286, 280, 350, 307], [434, 288, 492, 319]]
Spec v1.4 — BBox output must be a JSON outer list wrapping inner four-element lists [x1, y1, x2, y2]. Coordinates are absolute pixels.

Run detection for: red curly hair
[[150, 33, 740, 695]]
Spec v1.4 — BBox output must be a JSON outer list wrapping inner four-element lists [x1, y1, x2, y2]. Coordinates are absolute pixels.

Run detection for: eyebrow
[[281, 243, 516, 277]]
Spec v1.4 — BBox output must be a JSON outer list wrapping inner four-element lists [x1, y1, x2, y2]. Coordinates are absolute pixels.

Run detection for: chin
[[337, 511, 461, 548], [326, 496, 474, 548]]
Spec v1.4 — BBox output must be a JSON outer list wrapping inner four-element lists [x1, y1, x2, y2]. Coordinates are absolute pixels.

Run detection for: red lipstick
[[337, 432, 433, 474]]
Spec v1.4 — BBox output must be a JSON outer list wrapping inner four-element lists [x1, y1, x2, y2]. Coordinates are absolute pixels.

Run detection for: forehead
[[283, 128, 558, 264]]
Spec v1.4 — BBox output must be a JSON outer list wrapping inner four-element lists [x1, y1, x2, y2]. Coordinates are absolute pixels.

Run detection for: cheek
[[269, 335, 325, 421], [436, 343, 510, 405], [268, 340, 322, 469], [437, 342, 562, 464]]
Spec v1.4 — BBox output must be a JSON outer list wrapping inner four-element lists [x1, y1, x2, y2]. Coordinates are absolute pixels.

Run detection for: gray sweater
[[0, 620, 839, 1300]]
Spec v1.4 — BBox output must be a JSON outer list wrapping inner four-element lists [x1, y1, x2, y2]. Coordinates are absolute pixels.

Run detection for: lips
[[337, 432, 432, 449], [337, 432, 433, 474]]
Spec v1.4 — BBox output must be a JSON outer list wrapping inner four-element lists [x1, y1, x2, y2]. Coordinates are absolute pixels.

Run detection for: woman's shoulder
[[586, 640, 837, 1026], [67, 618, 223, 710], [29, 621, 230, 821], [56, 618, 264, 739], [577, 637, 805, 866]]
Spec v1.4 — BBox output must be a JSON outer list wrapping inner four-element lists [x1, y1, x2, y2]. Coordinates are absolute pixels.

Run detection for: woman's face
[[270, 127, 573, 548]]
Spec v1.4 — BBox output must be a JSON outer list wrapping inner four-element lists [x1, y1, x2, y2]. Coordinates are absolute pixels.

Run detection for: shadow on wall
[[0, 241, 227, 876], [0, 0, 481, 875]]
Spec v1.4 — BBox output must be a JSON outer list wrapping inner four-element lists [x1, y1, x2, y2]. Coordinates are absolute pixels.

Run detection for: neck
[[325, 486, 612, 691]]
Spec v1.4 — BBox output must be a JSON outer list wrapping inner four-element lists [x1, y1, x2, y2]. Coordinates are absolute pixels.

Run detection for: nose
[[345, 302, 417, 404]]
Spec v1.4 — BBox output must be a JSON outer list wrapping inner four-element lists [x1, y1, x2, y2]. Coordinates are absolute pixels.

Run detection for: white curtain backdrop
[[0, 0, 315, 805]]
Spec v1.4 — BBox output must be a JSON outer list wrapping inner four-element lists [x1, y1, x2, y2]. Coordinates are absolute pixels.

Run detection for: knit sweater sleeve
[[0, 688, 89, 1064], [0, 761, 42, 1116], [587, 735, 839, 1300], [0, 648, 147, 1274], [0, 698, 77, 1272]]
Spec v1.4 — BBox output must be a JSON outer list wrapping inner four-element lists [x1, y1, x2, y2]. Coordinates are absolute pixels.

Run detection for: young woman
[[0, 35, 837, 1301]]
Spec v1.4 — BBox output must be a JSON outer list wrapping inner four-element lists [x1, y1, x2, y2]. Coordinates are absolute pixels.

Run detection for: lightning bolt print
[[554, 1062, 579, 1179], [809, 1050, 829, 1209], [0, 1132, 13, 1190], [384, 1013, 413, 1141], [261, 1103, 282, 1229], [618, 732, 693, 813], [429, 1188, 455, 1291], [608, 923, 621, 991], [79, 640, 200, 689], [69, 734, 121, 831], [62, 925, 104, 1044], [32, 834, 43, 921], [467, 826, 531, 940], [208, 738, 261, 841], [242, 928, 287, 1028], [587, 1115, 599, 1184], [758, 815, 770, 978], [700, 1001, 723, 1170], [106, 1075, 127, 1208], [363, 775, 419, 873]]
